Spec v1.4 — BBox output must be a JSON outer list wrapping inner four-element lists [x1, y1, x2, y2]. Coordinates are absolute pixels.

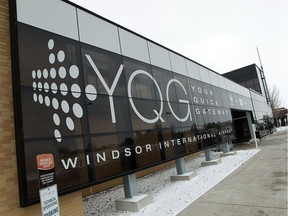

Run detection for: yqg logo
[[31, 39, 97, 142], [31, 39, 194, 142]]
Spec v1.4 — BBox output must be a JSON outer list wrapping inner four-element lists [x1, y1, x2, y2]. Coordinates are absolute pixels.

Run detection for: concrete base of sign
[[220, 151, 237, 157], [170, 171, 197, 181], [115, 194, 154, 212], [249, 138, 260, 144], [199, 152, 220, 158], [201, 158, 222, 167]]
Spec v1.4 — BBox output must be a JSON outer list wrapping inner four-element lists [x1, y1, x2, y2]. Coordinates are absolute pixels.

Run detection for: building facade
[[223, 64, 271, 105], [223, 64, 273, 138], [0, 0, 273, 215]]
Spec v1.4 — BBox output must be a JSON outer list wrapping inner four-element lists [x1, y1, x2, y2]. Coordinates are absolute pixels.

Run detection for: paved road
[[177, 129, 288, 216]]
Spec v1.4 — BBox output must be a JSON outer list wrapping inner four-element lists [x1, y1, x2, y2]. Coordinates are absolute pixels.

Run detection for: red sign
[[37, 154, 55, 170], [36, 154, 56, 189]]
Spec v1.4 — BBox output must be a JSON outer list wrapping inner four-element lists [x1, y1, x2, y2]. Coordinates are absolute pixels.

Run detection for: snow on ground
[[276, 126, 288, 132], [84, 149, 260, 216]]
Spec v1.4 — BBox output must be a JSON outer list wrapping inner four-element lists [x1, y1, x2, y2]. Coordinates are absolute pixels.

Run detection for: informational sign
[[37, 154, 60, 216], [37, 154, 56, 188], [39, 185, 60, 216]]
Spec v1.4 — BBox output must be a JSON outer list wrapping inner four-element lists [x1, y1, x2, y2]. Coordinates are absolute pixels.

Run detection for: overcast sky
[[70, 0, 288, 107]]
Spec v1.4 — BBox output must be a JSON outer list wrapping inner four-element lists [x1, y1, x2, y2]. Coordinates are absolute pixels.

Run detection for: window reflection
[[123, 57, 157, 100], [91, 133, 135, 180], [133, 130, 162, 167], [82, 44, 127, 97], [25, 137, 88, 201], [152, 66, 177, 102], [87, 95, 131, 134]]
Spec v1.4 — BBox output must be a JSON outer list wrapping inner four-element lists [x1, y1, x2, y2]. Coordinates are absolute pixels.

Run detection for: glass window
[[228, 92, 235, 108], [198, 66, 211, 83], [147, 41, 171, 71], [209, 71, 219, 87], [194, 105, 209, 127], [123, 57, 158, 100], [129, 98, 159, 131], [152, 66, 177, 102], [18, 24, 82, 87], [119, 28, 150, 64], [82, 44, 127, 97], [133, 129, 162, 167], [189, 78, 204, 105], [212, 86, 223, 108], [169, 52, 188, 76], [25, 137, 88, 201], [202, 82, 216, 107], [182, 127, 201, 153], [91, 132, 135, 180], [87, 95, 131, 134], [160, 101, 183, 129], [78, 10, 121, 54], [173, 73, 191, 103], [185, 60, 200, 80], [179, 102, 194, 128], [245, 79, 254, 87], [207, 106, 220, 124], [221, 89, 230, 108], [159, 128, 187, 160]]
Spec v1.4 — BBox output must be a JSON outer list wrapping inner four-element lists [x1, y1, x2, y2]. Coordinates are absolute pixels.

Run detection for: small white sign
[[39, 184, 60, 216]]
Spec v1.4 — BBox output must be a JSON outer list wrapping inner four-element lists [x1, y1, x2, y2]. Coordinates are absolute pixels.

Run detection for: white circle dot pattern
[[44, 82, 49, 92], [38, 82, 43, 91], [71, 84, 81, 98], [51, 83, 58, 94], [45, 96, 50, 107], [72, 103, 83, 118], [59, 66, 66, 79], [66, 117, 74, 131], [57, 50, 65, 62], [61, 100, 69, 113], [69, 65, 79, 79], [52, 98, 59, 110], [32, 70, 36, 79], [49, 53, 55, 64], [33, 82, 37, 90], [54, 129, 62, 142], [48, 39, 54, 50], [60, 83, 68, 96], [43, 69, 48, 79], [33, 93, 37, 102], [50, 68, 56, 79], [85, 84, 97, 101], [31, 38, 94, 142], [37, 70, 42, 79], [53, 113, 60, 126], [38, 94, 43, 104]]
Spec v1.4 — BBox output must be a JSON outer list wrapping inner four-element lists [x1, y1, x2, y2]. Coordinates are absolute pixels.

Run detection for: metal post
[[221, 142, 230, 153], [246, 111, 258, 149], [175, 157, 186, 175], [204, 148, 213, 161], [122, 173, 139, 198]]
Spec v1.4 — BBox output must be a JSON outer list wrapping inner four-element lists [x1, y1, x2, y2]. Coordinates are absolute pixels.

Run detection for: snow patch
[[84, 149, 260, 216], [276, 126, 288, 132]]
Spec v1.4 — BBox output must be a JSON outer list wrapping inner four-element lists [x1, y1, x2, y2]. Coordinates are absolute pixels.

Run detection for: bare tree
[[269, 85, 282, 110], [269, 85, 283, 126]]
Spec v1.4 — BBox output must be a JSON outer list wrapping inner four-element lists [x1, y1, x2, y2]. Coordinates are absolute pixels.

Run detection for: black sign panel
[[14, 23, 240, 206]]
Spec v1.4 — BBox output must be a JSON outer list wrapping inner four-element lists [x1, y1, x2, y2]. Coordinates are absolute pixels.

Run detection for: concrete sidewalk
[[177, 130, 288, 216]]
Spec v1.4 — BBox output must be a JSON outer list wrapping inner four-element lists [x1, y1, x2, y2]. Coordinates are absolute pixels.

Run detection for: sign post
[[37, 154, 60, 216]]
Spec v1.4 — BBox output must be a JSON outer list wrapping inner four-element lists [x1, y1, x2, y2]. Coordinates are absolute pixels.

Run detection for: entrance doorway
[[231, 110, 251, 142]]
